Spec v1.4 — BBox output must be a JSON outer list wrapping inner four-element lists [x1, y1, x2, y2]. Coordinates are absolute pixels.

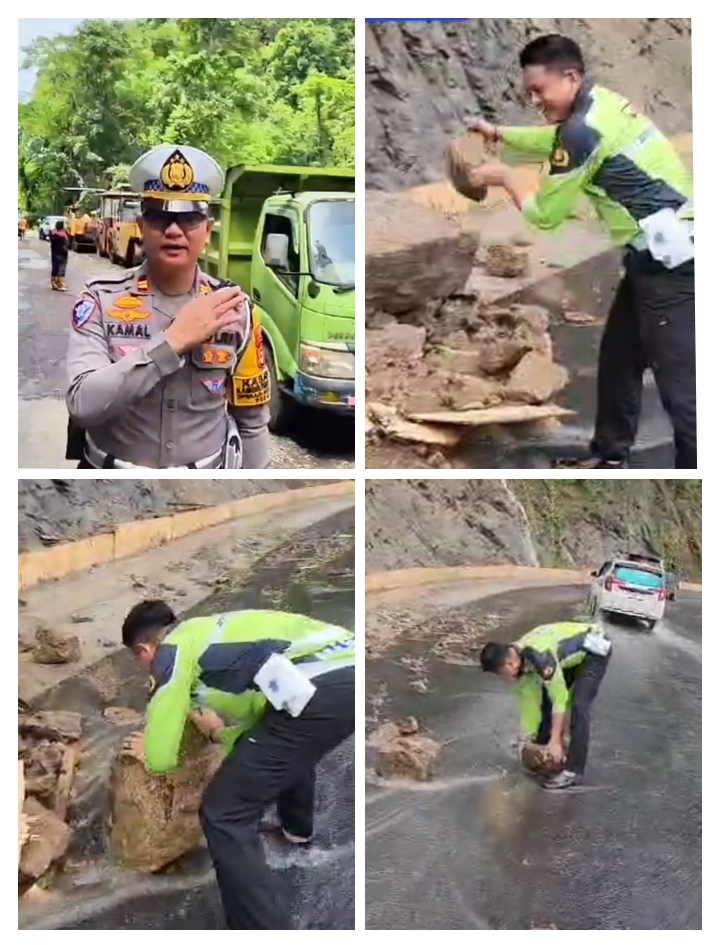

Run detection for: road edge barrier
[[366, 565, 701, 595], [19, 482, 354, 593]]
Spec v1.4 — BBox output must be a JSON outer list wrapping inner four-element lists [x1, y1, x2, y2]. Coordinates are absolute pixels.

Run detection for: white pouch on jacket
[[639, 207, 694, 269], [254, 653, 317, 717], [583, 628, 612, 657]]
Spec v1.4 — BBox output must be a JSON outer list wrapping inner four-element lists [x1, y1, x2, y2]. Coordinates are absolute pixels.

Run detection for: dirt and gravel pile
[[18, 480, 327, 552], [365, 479, 702, 580], [18, 710, 82, 892], [366, 18, 692, 189]]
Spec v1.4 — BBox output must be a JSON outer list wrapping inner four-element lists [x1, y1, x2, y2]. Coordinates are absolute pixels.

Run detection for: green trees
[[18, 18, 355, 214]]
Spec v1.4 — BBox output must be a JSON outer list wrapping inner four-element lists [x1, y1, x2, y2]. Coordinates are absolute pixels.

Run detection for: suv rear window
[[613, 566, 664, 589]]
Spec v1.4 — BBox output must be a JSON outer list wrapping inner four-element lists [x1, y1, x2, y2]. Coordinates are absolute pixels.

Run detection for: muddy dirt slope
[[366, 18, 693, 189], [365, 480, 701, 579], [18, 480, 332, 552]]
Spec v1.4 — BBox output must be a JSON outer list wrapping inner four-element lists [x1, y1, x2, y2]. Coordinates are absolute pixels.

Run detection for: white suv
[[587, 552, 666, 630]]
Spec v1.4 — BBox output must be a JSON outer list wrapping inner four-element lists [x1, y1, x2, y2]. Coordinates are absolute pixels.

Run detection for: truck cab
[[201, 165, 355, 432]]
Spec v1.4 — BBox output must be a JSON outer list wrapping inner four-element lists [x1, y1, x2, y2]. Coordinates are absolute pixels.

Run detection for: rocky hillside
[[365, 480, 701, 580], [366, 18, 693, 189], [18, 480, 326, 552]]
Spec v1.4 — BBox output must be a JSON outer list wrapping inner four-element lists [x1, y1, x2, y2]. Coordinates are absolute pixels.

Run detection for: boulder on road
[[109, 720, 223, 873], [506, 351, 570, 405], [32, 625, 81, 664], [366, 192, 479, 316], [19, 797, 71, 880]]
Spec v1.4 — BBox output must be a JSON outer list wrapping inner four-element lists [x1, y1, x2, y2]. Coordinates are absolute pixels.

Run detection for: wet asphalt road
[[366, 583, 701, 930], [17, 239, 354, 469], [20, 509, 355, 930]]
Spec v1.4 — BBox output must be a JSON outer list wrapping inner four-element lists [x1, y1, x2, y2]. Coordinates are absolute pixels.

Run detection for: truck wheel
[[645, 619, 656, 631], [264, 341, 297, 435]]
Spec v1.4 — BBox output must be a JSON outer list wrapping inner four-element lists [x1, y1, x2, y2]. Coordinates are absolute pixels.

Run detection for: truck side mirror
[[264, 233, 289, 271], [590, 570, 597, 577]]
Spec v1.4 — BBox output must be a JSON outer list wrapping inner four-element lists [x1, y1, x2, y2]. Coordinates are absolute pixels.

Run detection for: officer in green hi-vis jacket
[[480, 621, 612, 791], [121, 600, 355, 930], [466, 34, 695, 471]]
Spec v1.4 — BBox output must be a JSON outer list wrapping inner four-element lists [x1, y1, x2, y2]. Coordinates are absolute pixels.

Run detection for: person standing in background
[[49, 219, 70, 291]]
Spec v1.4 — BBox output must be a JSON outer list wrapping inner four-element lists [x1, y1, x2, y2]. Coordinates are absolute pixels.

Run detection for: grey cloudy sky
[[18, 18, 84, 99]]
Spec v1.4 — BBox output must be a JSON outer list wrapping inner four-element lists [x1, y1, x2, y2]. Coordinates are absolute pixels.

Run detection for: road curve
[[366, 579, 701, 930]]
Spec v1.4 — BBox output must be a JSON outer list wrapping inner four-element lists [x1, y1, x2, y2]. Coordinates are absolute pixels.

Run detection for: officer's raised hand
[[164, 286, 245, 355], [465, 116, 500, 143]]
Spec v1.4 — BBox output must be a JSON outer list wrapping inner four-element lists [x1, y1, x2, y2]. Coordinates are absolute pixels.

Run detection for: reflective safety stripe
[[194, 616, 232, 707], [297, 656, 355, 679], [286, 626, 352, 654]]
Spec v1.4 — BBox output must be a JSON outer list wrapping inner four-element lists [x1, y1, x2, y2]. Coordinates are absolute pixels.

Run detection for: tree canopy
[[18, 18, 355, 214]]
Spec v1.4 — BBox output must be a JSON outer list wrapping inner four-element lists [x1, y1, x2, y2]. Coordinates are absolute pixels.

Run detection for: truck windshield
[[307, 200, 355, 288], [121, 200, 140, 223]]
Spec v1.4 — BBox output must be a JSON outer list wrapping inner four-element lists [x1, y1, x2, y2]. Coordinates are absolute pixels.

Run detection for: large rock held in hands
[[109, 720, 223, 873]]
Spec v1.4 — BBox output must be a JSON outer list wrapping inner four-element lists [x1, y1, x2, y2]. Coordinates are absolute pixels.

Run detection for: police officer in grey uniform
[[65, 144, 270, 469]]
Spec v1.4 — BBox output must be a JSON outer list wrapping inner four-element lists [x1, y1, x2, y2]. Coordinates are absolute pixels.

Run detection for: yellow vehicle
[[65, 206, 98, 253], [95, 190, 144, 267]]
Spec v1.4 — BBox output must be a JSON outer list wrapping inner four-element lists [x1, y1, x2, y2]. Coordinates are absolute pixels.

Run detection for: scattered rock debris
[[368, 717, 441, 782], [31, 625, 81, 665]]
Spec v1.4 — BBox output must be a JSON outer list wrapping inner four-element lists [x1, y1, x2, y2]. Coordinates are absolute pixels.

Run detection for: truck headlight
[[299, 343, 354, 380]]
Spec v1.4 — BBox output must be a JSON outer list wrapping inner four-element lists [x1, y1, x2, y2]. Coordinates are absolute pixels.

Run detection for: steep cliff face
[[366, 18, 693, 189], [18, 480, 320, 552], [365, 480, 701, 580]]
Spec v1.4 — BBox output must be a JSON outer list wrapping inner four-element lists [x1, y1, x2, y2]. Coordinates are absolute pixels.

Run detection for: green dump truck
[[201, 164, 355, 432]]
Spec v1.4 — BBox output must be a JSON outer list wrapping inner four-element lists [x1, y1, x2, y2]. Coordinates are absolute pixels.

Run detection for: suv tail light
[[604, 576, 614, 591], [658, 588, 666, 601]]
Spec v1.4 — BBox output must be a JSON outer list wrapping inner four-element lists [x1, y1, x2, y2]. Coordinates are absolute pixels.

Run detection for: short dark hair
[[122, 599, 176, 648], [519, 34, 585, 74], [55, 220, 65, 230], [479, 641, 513, 673]]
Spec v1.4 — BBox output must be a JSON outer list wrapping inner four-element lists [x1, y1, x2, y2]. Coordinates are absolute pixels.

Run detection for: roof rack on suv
[[620, 551, 664, 567]]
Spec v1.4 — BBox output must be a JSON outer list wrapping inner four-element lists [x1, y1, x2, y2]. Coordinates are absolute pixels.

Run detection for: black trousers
[[199, 666, 355, 930], [591, 252, 696, 468], [51, 256, 68, 277], [535, 654, 610, 775]]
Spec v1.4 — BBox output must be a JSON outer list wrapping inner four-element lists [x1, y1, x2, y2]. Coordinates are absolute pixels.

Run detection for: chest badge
[[202, 377, 226, 395], [108, 308, 151, 323]]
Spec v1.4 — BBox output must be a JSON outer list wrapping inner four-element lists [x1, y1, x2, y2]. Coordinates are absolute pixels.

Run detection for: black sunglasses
[[142, 208, 208, 232]]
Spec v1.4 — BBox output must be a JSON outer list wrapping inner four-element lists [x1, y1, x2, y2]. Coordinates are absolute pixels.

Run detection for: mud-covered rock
[[520, 743, 564, 778], [19, 711, 82, 743], [405, 370, 503, 414], [368, 718, 441, 781], [506, 351, 570, 405], [109, 720, 223, 873], [23, 740, 65, 805], [485, 244, 530, 279], [19, 797, 71, 879], [31, 625, 81, 664], [366, 192, 478, 316], [376, 735, 441, 781], [371, 323, 427, 362]]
